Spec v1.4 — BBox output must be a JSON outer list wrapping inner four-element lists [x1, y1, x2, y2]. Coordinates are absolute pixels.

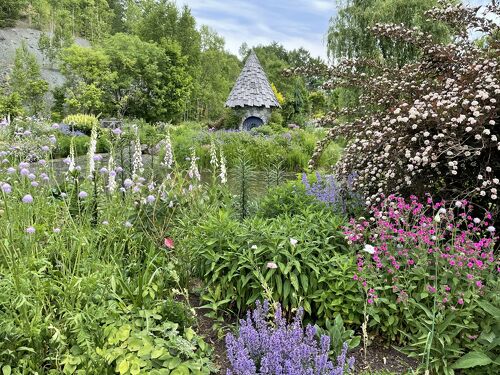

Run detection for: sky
[[180, 0, 492, 61], [180, 0, 337, 60]]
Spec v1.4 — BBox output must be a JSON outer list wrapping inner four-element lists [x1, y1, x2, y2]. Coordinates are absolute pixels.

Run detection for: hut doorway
[[242, 116, 264, 130]]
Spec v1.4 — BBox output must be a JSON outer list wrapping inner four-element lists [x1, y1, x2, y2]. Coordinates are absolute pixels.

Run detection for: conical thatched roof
[[225, 50, 280, 109]]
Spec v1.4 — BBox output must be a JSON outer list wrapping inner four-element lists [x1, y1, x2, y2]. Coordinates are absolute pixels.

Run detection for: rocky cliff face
[[0, 27, 90, 91]]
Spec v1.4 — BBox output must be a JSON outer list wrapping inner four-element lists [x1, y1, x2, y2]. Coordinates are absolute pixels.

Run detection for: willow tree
[[327, 0, 453, 67]]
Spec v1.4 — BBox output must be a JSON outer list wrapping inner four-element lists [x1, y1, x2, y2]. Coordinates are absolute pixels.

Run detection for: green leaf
[[478, 301, 500, 320], [116, 324, 131, 342], [117, 359, 130, 374], [2, 365, 11, 375], [300, 274, 309, 293], [171, 364, 190, 375], [452, 352, 493, 369], [290, 273, 299, 291]]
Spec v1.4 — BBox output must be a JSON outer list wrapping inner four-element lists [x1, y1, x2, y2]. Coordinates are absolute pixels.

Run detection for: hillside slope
[[0, 27, 90, 91]]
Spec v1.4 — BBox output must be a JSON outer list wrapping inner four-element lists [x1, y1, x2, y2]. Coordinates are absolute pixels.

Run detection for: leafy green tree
[[10, 42, 49, 115], [0, 92, 24, 119], [0, 0, 27, 27], [193, 27, 240, 120], [59, 44, 114, 114], [327, 0, 452, 66], [101, 33, 191, 121]]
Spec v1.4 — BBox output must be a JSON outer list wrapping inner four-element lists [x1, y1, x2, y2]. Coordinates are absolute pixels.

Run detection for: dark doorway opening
[[242, 116, 264, 130]]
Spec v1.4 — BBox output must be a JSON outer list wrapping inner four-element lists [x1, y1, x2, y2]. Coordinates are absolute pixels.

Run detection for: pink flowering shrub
[[344, 195, 499, 372]]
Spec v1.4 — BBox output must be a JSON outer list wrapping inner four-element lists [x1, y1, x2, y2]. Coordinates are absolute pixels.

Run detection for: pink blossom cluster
[[345, 195, 498, 307]]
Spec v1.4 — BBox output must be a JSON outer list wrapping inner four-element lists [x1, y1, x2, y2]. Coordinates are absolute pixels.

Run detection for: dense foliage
[[346, 195, 499, 373], [303, 2, 500, 213], [0, 122, 218, 373]]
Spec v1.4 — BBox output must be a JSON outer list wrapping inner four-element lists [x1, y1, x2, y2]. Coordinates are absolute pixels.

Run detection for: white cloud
[[180, 0, 333, 60], [309, 0, 338, 12]]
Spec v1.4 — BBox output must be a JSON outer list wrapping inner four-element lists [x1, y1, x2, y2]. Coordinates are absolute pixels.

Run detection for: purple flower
[[20, 168, 30, 176], [146, 195, 155, 203], [53, 228, 61, 233], [41, 146, 50, 152], [26, 226, 35, 234], [22, 194, 33, 204], [7, 167, 15, 174], [123, 178, 133, 188], [38, 159, 47, 165], [1, 183, 12, 194], [225, 301, 354, 374], [112, 128, 123, 136], [31, 181, 39, 187], [93, 154, 103, 162], [99, 167, 108, 174], [78, 191, 88, 199]]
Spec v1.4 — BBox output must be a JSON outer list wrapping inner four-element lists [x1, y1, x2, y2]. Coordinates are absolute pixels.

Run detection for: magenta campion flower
[[22, 194, 33, 204], [346, 195, 498, 310], [225, 301, 354, 375]]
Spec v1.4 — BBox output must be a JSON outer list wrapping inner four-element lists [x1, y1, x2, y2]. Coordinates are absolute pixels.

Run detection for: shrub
[[345, 195, 499, 373], [302, 172, 364, 216], [303, 4, 500, 213], [190, 207, 363, 324], [63, 114, 99, 135], [257, 181, 322, 219], [225, 301, 355, 375]]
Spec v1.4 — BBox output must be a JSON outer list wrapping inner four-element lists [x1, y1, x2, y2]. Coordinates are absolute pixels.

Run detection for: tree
[[10, 42, 49, 115], [303, 2, 500, 212], [59, 44, 114, 114], [327, 0, 452, 67], [0, 0, 27, 27], [194, 27, 240, 120], [101, 33, 191, 121]]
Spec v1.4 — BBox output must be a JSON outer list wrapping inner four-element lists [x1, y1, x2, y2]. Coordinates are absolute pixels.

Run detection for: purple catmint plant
[[226, 301, 354, 375]]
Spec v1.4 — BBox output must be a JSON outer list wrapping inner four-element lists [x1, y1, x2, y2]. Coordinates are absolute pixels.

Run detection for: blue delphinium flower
[[225, 301, 354, 375]]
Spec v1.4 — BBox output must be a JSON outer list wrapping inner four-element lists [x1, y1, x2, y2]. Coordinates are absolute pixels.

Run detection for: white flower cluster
[[132, 126, 143, 179], [187, 148, 201, 182], [308, 4, 499, 211], [87, 125, 98, 179], [162, 132, 174, 171]]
